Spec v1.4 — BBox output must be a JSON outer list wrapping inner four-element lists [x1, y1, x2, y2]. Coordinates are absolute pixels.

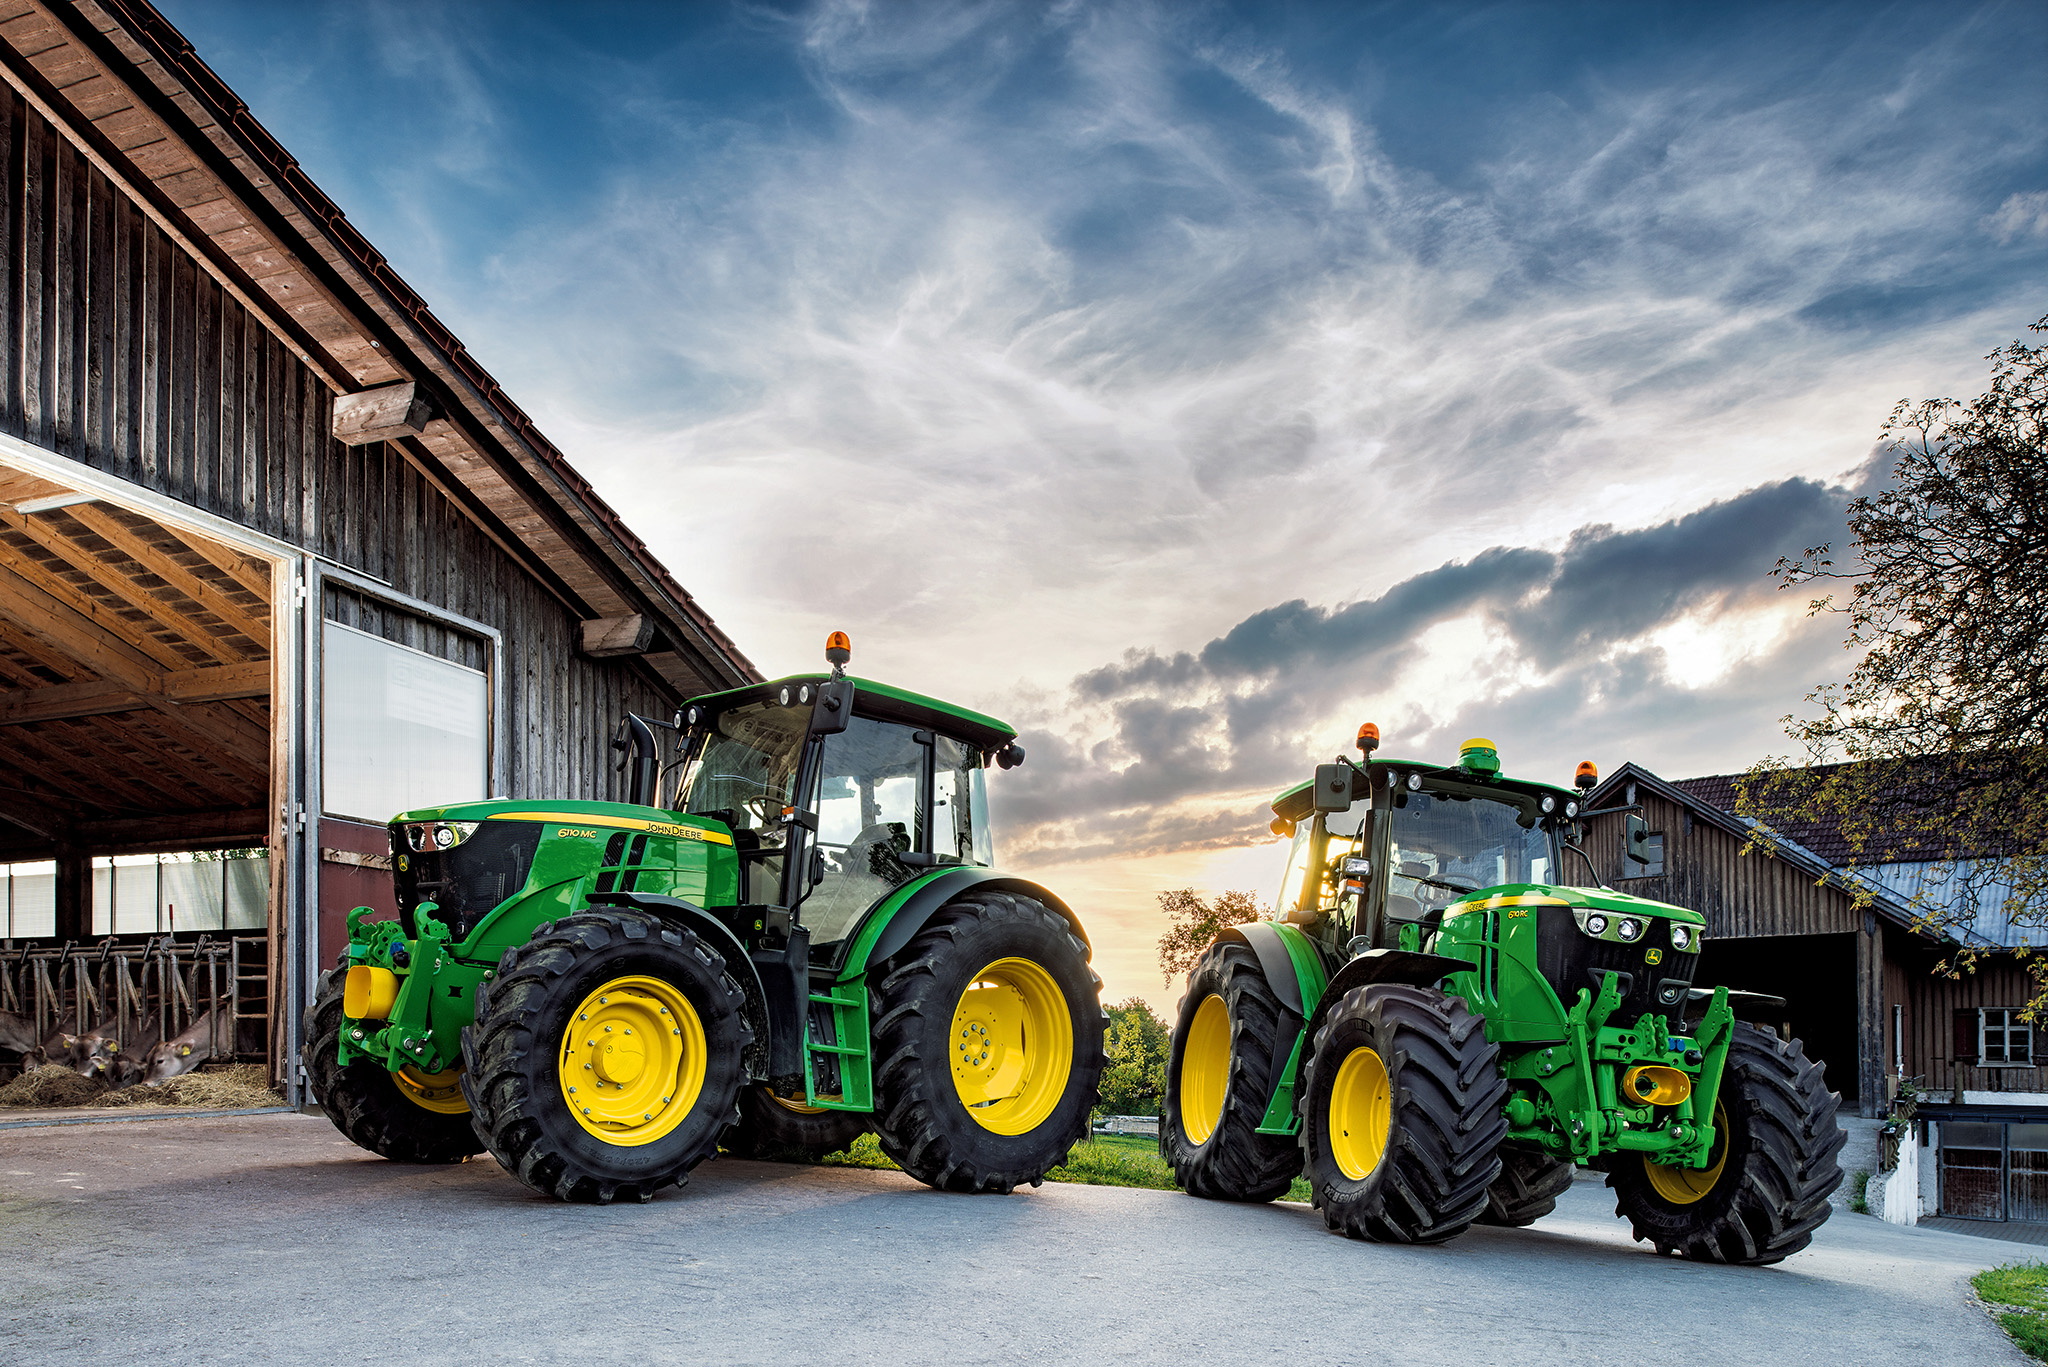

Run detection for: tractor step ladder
[[803, 982, 872, 1110]]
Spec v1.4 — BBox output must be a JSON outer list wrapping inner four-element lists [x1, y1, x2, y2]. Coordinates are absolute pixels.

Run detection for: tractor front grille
[[1534, 906, 1696, 1025], [391, 820, 544, 943]]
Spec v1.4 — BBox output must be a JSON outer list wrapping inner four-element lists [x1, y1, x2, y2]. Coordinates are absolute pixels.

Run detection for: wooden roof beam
[[64, 504, 271, 645], [0, 660, 267, 725], [3, 508, 259, 665]]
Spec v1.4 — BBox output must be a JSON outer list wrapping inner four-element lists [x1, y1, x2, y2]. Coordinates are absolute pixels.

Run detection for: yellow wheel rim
[[1178, 994, 1231, 1146], [1329, 1046, 1393, 1181], [392, 1062, 468, 1115], [948, 957, 1073, 1136], [558, 975, 707, 1147], [1645, 1102, 1731, 1205]]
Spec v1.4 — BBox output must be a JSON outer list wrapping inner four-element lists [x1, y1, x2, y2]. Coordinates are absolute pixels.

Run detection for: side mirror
[[811, 679, 854, 735], [1312, 763, 1354, 812]]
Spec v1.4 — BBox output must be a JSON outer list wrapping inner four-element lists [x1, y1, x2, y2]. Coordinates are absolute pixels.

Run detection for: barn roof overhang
[[0, 0, 760, 699]]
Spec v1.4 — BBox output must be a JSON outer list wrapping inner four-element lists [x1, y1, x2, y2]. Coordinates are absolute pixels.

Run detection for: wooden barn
[[1583, 762, 2048, 1226], [0, 0, 758, 1104]]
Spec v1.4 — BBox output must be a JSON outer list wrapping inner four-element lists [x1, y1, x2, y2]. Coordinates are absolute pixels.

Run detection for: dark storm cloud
[[999, 476, 1849, 863]]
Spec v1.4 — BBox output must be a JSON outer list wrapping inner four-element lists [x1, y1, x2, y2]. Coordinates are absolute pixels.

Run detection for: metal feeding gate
[[0, 934, 266, 1064]]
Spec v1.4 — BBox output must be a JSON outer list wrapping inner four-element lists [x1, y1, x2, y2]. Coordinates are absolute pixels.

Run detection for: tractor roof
[[1270, 757, 1580, 823], [685, 674, 1018, 750]]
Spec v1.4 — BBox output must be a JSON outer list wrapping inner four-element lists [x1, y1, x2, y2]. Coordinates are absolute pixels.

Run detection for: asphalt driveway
[[0, 1112, 2025, 1365]]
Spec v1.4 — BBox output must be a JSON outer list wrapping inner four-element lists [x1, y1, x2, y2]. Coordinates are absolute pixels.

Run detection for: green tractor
[[1161, 728, 1844, 1265], [305, 634, 1105, 1203]]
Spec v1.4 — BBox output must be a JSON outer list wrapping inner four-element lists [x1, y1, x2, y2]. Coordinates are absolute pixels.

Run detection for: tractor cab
[[1269, 736, 1580, 956], [673, 639, 1022, 969]]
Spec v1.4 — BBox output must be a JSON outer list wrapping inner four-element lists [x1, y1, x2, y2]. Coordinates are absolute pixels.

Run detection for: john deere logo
[[1645, 948, 1663, 965]]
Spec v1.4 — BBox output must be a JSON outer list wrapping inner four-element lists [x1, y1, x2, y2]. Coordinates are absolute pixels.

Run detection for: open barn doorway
[[0, 452, 295, 1109]]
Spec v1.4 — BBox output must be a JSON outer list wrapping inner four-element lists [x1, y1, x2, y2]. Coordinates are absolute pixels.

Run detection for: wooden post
[[54, 842, 89, 941], [1857, 912, 1884, 1118]]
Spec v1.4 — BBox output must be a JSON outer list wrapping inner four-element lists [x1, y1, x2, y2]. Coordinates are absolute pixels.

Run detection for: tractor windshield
[[1386, 790, 1555, 921], [677, 700, 809, 819]]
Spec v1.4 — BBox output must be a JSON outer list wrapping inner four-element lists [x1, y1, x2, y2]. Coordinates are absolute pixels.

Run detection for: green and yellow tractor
[[306, 634, 1105, 1203], [1161, 728, 1844, 1264]]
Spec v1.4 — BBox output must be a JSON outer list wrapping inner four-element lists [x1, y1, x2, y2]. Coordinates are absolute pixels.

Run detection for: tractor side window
[[933, 736, 992, 866], [802, 717, 929, 945], [679, 699, 810, 904]]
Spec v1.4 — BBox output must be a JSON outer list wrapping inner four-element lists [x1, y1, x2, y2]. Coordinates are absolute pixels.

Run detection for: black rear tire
[[722, 1084, 870, 1161], [461, 910, 751, 1204], [1301, 983, 1507, 1243], [302, 965, 481, 1164], [869, 892, 1105, 1193], [1159, 941, 1304, 1202], [1607, 1021, 1843, 1265], [1478, 1144, 1576, 1226]]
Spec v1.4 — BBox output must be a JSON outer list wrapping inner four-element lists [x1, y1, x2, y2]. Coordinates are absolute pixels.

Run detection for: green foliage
[[1156, 888, 1264, 986], [816, 1132, 898, 1171], [1742, 314, 2048, 987], [1847, 1169, 1869, 1214], [1975, 1261, 2048, 1361], [1097, 998, 1170, 1116]]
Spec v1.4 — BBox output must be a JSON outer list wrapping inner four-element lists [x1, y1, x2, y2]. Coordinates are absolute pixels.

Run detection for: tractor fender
[[1214, 921, 1327, 1018], [849, 868, 1091, 975], [1303, 948, 1476, 1043], [583, 891, 772, 1081]]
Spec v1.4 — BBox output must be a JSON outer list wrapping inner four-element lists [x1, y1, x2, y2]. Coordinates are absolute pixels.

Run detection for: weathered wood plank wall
[[1583, 790, 1861, 938], [0, 88, 673, 805]]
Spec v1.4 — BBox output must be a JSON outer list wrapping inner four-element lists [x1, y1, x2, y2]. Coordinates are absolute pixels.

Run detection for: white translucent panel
[[7, 863, 55, 938], [160, 857, 225, 932], [112, 859, 159, 934], [91, 863, 113, 935], [322, 620, 488, 822], [224, 857, 271, 929]]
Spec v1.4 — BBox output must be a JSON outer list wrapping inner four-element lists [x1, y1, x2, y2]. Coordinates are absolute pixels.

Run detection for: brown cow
[[0, 1009, 38, 1062], [141, 1006, 231, 1084]]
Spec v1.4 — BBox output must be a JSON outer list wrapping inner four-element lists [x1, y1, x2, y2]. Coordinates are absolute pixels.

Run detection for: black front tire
[[460, 911, 751, 1204], [1301, 983, 1507, 1243], [1607, 1021, 1843, 1265], [869, 892, 1105, 1193], [1478, 1144, 1576, 1227], [302, 966, 481, 1164], [722, 1084, 870, 1161], [1159, 941, 1304, 1202]]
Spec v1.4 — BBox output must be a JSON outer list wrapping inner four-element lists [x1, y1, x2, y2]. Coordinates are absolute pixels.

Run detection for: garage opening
[[0, 458, 283, 1098], [1694, 932, 1861, 1107]]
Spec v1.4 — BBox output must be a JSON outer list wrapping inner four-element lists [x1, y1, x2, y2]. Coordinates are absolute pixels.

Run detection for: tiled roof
[[1665, 758, 2018, 866]]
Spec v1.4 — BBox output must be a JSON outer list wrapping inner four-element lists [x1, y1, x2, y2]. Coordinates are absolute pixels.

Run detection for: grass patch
[[1848, 1169, 1869, 1215], [811, 1127, 1313, 1201], [1974, 1261, 2048, 1361]]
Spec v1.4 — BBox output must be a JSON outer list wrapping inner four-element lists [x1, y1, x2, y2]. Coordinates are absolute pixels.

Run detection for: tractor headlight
[[1584, 914, 1608, 936], [407, 821, 480, 852], [1406, 772, 1423, 792], [1616, 918, 1642, 942], [1565, 801, 1578, 818], [1540, 794, 1556, 814], [778, 685, 794, 706], [1671, 924, 1694, 951]]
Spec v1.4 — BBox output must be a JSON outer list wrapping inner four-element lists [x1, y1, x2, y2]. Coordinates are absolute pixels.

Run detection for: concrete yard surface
[[0, 1112, 2026, 1365]]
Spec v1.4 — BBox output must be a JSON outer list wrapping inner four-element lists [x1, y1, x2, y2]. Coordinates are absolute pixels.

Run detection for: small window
[[322, 620, 489, 822], [1983, 1009, 2035, 1066]]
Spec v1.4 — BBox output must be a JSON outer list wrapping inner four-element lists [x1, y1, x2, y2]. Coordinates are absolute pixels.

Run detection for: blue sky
[[163, 0, 2048, 1005]]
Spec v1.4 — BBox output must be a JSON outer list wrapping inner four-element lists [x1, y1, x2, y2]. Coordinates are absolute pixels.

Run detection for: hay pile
[[0, 1064, 109, 1108], [89, 1063, 281, 1110]]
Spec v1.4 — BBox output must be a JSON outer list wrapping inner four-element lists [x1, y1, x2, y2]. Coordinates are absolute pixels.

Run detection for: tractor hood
[[1443, 883, 1705, 925]]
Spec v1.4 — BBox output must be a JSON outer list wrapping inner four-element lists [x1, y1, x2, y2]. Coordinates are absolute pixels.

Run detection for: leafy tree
[[1156, 887, 1265, 985], [1096, 998, 1171, 1116], [1742, 314, 2048, 988]]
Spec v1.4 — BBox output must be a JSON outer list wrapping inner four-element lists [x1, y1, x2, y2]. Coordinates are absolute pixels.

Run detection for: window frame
[[1982, 1009, 2036, 1068]]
